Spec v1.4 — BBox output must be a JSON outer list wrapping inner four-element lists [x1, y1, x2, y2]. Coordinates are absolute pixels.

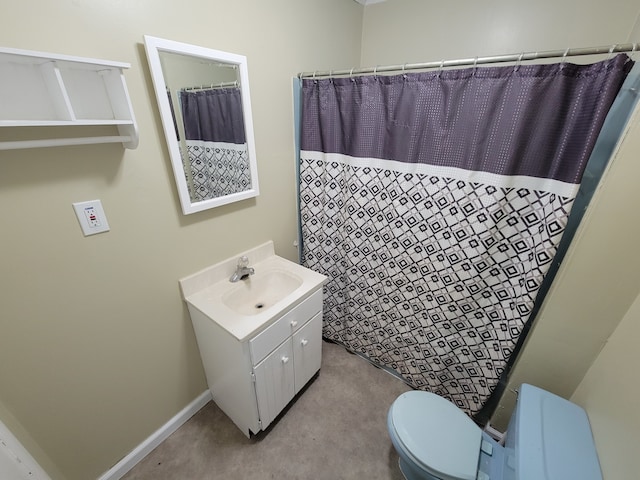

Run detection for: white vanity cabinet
[[187, 288, 324, 437]]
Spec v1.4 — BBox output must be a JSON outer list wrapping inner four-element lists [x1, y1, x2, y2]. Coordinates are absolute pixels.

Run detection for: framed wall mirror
[[144, 35, 259, 214]]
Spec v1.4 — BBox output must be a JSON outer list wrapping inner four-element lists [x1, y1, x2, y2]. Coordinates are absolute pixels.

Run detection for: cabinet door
[[253, 338, 295, 430], [293, 312, 323, 394]]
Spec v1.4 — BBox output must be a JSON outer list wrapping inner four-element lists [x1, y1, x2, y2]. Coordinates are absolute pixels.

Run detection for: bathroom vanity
[[179, 242, 327, 436]]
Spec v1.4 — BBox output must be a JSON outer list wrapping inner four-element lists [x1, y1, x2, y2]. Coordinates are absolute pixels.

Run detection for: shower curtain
[[299, 55, 632, 414], [180, 87, 250, 201]]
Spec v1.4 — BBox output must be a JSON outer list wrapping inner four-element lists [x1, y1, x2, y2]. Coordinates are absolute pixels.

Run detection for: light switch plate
[[73, 199, 110, 236]]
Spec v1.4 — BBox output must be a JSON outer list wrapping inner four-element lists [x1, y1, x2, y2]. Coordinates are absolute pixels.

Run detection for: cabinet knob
[[290, 320, 298, 328], [300, 339, 309, 347], [281, 356, 290, 364]]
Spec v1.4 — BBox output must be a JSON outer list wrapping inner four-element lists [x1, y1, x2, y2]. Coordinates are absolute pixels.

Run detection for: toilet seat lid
[[389, 391, 482, 480]]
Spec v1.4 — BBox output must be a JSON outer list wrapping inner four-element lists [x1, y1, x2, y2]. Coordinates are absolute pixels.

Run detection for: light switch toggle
[[73, 200, 110, 236]]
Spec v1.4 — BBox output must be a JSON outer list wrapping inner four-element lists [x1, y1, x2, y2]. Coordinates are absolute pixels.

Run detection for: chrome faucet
[[229, 255, 255, 282]]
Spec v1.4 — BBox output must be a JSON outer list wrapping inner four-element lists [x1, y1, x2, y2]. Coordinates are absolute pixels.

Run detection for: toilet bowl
[[387, 390, 492, 480], [387, 384, 603, 480]]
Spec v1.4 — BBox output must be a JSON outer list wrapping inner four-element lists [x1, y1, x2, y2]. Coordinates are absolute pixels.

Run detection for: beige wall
[[571, 289, 640, 478], [361, 0, 640, 65], [0, 1, 363, 479]]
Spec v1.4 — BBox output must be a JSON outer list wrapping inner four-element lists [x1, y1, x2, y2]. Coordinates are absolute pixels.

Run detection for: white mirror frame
[[144, 35, 259, 214]]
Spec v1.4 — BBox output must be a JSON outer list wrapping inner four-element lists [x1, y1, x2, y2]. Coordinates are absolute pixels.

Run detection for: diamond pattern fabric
[[299, 56, 632, 414]]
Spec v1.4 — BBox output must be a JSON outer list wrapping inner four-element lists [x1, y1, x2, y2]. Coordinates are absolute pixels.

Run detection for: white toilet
[[387, 383, 603, 480]]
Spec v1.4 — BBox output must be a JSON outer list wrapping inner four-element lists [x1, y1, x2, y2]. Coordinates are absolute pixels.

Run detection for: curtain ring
[[608, 44, 617, 59], [560, 47, 570, 69], [514, 52, 524, 72], [631, 43, 638, 60], [402, 63, 407, 79], [438, 59, 444, 78], [349, 67, 356, 82], [374, 65, 379, 79], [472, 57, 478, 76], [312, 71, 318, 84]]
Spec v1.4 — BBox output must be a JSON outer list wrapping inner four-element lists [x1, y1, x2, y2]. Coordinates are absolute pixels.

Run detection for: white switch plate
[[73, 200, 110, 236]]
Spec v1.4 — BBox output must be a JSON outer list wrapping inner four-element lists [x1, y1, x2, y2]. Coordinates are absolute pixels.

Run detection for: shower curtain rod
[[298, 42, 638, 79], [182, 81, 238, 92]]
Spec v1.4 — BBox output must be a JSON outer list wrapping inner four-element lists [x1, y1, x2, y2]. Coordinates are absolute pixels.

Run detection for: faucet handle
[[238, 255, 249, 268]]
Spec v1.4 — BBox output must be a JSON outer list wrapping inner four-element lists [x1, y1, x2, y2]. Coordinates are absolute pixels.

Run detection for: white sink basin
[[179, 241, 327, 341], [222, 269, 303, 316]]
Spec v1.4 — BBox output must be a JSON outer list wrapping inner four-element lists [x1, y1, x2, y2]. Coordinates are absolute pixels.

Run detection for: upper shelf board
[[0, 46, 138, 150]]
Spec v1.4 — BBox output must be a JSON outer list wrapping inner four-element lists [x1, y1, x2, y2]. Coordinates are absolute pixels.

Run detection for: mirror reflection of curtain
[[180, 87, 250, 201]]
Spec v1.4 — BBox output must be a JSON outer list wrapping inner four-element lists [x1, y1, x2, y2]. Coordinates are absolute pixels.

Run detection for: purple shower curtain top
[[181, 88, 247, 144], [301, 55, 632, 185]]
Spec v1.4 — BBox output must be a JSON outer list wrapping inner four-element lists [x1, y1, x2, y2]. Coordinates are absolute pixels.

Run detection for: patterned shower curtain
[[299, 55, 632, 414], [180, 87, 251, 201]]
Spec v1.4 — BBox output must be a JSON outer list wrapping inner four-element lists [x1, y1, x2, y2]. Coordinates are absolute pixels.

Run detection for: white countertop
[[179, 242, 327, 341]]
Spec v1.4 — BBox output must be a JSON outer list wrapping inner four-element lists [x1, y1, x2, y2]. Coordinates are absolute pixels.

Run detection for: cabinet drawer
[[250, 289, 323, 365]]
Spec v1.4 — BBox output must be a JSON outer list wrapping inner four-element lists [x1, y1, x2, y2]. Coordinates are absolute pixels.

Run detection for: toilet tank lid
[[389, 391, 481, 480], [516, 384, 602, 480]]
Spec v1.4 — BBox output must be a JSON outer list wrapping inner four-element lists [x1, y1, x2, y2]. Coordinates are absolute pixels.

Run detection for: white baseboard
[[97, 390, 212, 480]]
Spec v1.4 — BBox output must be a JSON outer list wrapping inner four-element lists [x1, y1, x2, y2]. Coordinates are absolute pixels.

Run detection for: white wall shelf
[[0, 46, 138, 150]]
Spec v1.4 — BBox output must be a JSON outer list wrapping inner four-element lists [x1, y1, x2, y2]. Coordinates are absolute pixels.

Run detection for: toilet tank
[[504, 384, 602, 480]]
